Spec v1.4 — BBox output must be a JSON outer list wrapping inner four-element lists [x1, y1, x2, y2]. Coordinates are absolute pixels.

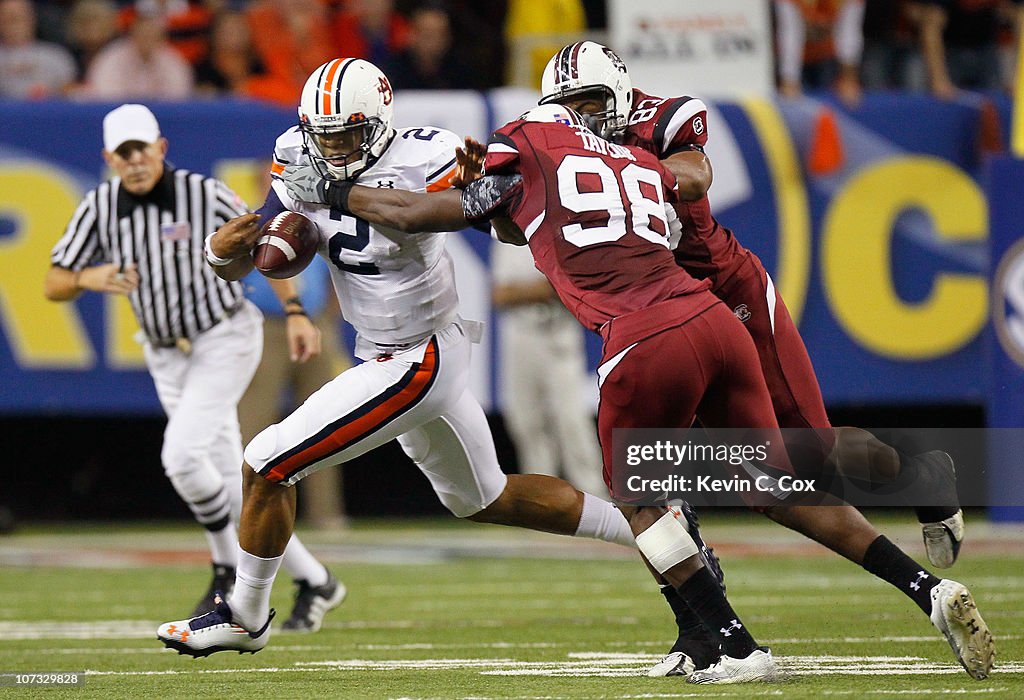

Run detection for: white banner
[[609, 0, 774, 98]]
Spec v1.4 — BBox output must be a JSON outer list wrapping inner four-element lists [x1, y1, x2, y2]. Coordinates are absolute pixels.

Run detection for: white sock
[[229, 548, 283, 630], [574, 493, 636, 548], [282, 534, 329, 587], [204, 521, 239, 567]]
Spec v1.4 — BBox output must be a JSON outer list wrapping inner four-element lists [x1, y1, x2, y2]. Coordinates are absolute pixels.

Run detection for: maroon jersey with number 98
[[484, 119, 716, 335]]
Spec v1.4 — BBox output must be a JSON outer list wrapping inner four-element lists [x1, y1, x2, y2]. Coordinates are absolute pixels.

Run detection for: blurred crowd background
[[2, 0, 1024, 105]]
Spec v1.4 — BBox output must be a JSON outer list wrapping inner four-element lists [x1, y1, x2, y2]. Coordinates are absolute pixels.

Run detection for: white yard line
[[296, 654, 1024, 678], [821, 690, 1012, 696], [0, 620, 158, 640], [64, 653, 1024, 689]]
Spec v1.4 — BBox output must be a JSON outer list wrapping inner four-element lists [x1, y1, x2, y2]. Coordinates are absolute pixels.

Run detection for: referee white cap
[[103, 104, 161, 152]]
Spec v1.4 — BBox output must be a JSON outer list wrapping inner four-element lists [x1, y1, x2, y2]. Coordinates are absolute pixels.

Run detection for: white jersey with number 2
[[270, 125, 462, 358]]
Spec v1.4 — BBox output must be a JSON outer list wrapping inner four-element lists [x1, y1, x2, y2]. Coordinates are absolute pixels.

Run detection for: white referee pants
[[244, 320, 508, 518], [499, 306, 607, 497], [144, 300, 263, 524]]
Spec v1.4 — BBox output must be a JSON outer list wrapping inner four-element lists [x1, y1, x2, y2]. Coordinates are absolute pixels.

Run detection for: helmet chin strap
[[357, 127, 395, 178]]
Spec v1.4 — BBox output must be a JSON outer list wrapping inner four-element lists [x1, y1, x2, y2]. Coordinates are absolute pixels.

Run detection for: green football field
[[0, 514, 1022, 699]]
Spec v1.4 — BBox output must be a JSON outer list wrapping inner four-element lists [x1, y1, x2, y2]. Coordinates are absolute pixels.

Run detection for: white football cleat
[[157, 595, 274, 658], [929, 579, 995, 680], [922, 509, 965, 569], [688, 648, 777, 684], [647, 650, 696, 677]]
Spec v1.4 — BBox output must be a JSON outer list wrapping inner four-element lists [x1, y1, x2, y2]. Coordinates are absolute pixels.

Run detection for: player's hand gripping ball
[[253, 212, 319, 279]]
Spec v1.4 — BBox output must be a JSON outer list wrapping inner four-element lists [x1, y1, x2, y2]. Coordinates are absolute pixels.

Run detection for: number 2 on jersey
[[327, 207, 381, 275], [556, 155, 672, 249], [402, 128, 440, 141]]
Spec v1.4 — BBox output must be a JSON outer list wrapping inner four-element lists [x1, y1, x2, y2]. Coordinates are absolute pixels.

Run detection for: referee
[[44, 104, 344, 628]]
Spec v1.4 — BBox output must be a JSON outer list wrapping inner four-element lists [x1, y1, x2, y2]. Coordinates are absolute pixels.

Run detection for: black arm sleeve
[[461, 174, 524, 223]]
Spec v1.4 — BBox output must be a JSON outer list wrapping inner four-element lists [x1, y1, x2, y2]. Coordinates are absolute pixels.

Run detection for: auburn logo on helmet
[[377, 77, 393, 106]]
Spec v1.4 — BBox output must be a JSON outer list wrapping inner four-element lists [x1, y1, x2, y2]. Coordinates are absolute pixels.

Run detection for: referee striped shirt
[[50, 167, 249, 345]]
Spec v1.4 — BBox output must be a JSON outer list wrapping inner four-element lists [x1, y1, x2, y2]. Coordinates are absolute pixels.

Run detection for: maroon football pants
[[713, 254, 832, 437], [597, 302, 793, 492]]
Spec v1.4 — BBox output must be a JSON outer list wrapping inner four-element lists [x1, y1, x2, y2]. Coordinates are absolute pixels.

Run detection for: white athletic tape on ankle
[[635, 511, 699, 574]]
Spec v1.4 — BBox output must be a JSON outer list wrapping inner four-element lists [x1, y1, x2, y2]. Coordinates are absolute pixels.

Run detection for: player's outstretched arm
[[205, 213, 261, 281], [348, 186, 468, 233], [345, 172, 526, 239], [278, 163, 468, 232], [349, 169, 524, 235], [662, 148, 713, 201]]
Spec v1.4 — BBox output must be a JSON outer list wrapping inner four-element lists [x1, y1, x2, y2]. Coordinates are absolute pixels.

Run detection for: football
[[252, 211, 319, 279]]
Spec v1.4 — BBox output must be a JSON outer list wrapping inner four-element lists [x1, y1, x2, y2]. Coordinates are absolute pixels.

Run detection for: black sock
[[861, 535, 939, 613], [675, 568, 758, 659], [660, 586, 719, 670]]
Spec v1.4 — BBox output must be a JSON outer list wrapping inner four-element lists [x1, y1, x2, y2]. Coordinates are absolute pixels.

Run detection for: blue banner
[[985, 155, 1024, 520], [0, 92, 1008, 415]]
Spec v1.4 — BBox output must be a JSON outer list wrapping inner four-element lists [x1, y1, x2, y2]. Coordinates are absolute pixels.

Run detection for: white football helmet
[[517, 103, 591, 130], [298, 58, 396, 181], [539, 41, 632, 140]]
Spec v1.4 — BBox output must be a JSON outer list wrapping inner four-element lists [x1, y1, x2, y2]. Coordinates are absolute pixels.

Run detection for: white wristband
[[204, 234, 235, 267]]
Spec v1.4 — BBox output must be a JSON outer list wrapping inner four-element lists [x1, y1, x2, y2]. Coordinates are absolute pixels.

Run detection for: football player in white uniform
[[157, 58, 643, 657]]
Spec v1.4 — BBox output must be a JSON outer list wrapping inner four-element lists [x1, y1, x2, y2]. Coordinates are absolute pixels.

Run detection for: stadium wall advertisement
[[0, 92, 1009, 416], [608, 0, 775, 98]]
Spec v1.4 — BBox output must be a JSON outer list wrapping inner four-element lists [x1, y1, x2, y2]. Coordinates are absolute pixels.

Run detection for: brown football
[[253, 211, 319, 280]]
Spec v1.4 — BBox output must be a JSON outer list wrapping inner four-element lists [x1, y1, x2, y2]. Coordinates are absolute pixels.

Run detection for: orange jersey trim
[[425, 166, 458, 193]]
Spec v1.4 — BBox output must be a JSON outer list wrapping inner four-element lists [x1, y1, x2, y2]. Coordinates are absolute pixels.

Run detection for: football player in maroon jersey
[[481, 103, 994, 683], [488, 103, 794, 683], [540, 42, 961, 551], [537, 41, 978, 675]]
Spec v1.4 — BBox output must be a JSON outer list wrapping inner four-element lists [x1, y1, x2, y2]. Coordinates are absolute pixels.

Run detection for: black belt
[[149, 303, 243, 348]]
